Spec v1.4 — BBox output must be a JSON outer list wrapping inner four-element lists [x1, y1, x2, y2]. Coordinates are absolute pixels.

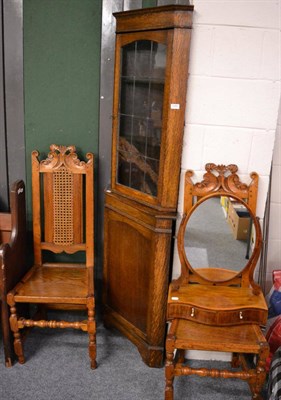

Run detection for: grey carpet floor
[[0, 311, 268, 400]]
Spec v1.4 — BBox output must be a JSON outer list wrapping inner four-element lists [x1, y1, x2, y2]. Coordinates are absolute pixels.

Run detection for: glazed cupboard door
[[111, 6, 193, 210], [112, 31, 168, 204]]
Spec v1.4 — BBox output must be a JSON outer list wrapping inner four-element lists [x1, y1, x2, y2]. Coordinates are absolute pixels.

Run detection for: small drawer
[[216, 309, 267, 326], [167, 304, 217, 325], [167, 304, 267, 326]]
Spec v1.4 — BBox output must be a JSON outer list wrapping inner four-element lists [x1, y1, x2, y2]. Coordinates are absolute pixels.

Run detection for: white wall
[[173, 0, 281, 281], [266, 106, 281, 289]]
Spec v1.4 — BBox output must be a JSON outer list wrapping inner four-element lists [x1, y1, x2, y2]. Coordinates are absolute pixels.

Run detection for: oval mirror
[[183, 195, 258, 279]]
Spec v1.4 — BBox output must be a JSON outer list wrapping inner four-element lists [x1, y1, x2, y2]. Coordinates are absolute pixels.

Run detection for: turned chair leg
[[165, 327, 177, 400], [9, 302, 25, 364], [89, 328, 97, 369], [165, 348, 175, 400], [87, 297, 96, 369], [250, 342, 269, 400]]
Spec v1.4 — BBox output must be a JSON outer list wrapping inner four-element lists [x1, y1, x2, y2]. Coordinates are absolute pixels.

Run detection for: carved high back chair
[[165, 164, 269, 400], [7, 145, 96, 369]]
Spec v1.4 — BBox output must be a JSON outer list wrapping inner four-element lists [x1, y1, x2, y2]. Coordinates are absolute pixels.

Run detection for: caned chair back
[[31, 144, 94, 268]]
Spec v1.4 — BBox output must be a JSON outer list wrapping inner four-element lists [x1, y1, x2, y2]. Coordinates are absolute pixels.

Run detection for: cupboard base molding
[[103, 306, 165, 368]]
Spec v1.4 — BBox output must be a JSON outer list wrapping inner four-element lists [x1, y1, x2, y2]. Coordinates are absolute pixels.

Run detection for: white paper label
[[171, 296, 179, 301], [170, 103, 180, 110]]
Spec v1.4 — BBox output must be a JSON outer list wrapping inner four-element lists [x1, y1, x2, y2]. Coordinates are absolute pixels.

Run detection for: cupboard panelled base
[[103, 190, 175, 367]]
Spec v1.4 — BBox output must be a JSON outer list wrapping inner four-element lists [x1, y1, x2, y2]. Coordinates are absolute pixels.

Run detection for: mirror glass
[[184, 196, 255, 273]]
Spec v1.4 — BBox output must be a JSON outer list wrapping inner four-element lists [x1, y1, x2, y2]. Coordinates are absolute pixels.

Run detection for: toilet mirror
[[182, 195, 259, 282]]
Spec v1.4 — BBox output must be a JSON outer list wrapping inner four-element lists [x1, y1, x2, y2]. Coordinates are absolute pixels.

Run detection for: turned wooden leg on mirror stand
[[165, 348, 175, 400], [9, 302, 25, 364], [165, 328, 178, 400], [164, 347, 186, 398], [250, 342, 269, 400], [165, 320, 180, 400]]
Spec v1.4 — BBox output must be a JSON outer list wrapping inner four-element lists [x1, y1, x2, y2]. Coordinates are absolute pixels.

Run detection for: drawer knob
[[191, 307, 195, 317], [239, 311, 243, 320]]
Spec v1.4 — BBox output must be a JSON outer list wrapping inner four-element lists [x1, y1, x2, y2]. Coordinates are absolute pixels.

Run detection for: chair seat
[[13, 265, 88, 304], [172, 318, 266, 354]]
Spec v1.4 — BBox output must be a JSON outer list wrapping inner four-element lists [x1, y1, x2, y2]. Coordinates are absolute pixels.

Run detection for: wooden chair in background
[[165, 164, 269, 400], [0, 180, 29, 367], [7, 144, 96, 369]]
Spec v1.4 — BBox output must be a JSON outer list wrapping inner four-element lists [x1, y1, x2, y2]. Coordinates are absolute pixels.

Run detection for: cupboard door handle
[[191, 307, 195, 317], [239, 311, 243, 320]]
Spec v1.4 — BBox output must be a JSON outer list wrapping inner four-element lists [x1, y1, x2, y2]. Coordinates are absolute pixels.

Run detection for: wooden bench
[[0, 180, 29, 367]]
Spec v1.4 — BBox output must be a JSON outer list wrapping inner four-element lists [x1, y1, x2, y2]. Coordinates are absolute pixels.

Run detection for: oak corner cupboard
[[103, 5, 194, 367]]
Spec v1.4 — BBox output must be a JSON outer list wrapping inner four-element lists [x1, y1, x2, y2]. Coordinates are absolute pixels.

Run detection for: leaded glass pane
[[117, 40, 166, 197]]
